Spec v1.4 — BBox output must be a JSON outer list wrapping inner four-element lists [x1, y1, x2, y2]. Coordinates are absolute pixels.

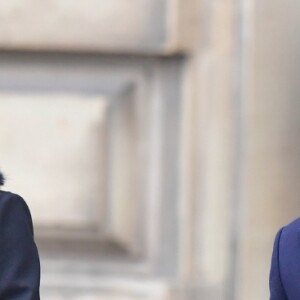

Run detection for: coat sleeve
[[0, 193, 40, 299], [269, 227, 288, 300]]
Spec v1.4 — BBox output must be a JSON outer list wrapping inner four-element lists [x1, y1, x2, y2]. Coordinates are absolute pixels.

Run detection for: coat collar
[[0, 171, 4, 186]]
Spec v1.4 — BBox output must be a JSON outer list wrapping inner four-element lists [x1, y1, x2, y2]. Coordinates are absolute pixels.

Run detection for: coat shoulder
[[282, 217, 300, 234], [272, 217, 300, 299], [0, 190, 28, 210], [279, 217, 300, 246]]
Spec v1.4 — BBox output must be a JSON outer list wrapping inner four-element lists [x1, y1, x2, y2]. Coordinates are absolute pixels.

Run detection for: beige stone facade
[[0, 0, 299, 299]]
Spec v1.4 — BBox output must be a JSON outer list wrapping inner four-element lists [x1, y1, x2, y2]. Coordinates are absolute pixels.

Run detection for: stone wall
[[0, 0, 299, 299]]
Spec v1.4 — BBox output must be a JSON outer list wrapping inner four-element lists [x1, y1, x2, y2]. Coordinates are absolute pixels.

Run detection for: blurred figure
[[270, 219, 300, 299], [0, 171, 40, 299]]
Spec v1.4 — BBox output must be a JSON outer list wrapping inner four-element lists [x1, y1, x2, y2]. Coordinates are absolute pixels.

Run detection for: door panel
[[0, 53, 183, 299]]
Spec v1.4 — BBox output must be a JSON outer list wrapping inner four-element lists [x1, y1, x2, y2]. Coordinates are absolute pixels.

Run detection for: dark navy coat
[[0, 172, 40, 299], [270, 218, 300, 299]]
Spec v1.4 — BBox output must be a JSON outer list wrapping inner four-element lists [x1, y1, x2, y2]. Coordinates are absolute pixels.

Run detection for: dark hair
[[0, 171, 4, 186]]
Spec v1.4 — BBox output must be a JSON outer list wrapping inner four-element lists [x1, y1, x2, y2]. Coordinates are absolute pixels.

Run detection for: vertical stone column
[[236, 1, 300, 299], [180, 0, 239, 298]]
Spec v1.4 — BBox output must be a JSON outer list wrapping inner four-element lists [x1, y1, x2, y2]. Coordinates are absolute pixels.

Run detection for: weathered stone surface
[[0, 0, 188, 54], [0, 53, 183, 298], [236, 1, 300, 299], [0, 93, 107, 227]]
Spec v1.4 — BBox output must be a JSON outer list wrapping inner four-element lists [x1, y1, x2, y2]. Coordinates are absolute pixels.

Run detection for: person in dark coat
[[0, 171, 40, 299], [269, 218, 300, 299]]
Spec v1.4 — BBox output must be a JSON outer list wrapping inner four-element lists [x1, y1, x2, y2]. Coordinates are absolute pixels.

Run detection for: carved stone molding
[[0, 53, 183, 283], [0, 0, 194, 54]]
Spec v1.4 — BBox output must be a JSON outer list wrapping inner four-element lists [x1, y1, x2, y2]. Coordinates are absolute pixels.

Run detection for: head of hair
[[0, 171, 4, 186]]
